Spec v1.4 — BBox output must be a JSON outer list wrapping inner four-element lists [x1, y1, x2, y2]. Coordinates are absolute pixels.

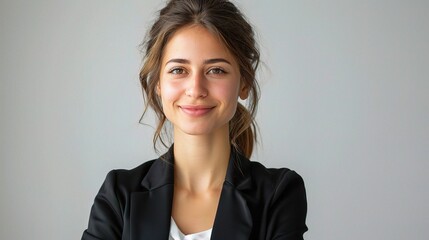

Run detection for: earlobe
[[239, 85, 249, 100]]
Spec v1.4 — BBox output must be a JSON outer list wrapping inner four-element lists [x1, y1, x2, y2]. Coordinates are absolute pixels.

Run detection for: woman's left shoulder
[[232, 155, 308, 237], [248, 160, 305, 188], [247, 161, 308, 237]]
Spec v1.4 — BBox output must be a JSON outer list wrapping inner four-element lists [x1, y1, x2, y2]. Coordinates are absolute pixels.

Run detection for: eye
[[207, 67, 226, 75], [168, 67, 186, 75]]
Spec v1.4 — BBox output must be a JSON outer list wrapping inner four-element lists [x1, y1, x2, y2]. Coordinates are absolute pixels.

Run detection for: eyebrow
[[165, 58, 232, 66]]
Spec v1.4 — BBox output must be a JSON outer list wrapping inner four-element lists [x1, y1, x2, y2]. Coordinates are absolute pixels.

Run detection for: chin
[[180, 126, 215, 136], [175, 122, 229, 137]]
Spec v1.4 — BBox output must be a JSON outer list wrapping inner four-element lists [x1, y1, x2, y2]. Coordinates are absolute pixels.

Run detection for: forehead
[[162, 25, 237, 64]]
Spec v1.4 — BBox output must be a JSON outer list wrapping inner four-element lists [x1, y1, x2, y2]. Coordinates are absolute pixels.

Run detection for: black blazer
[[82, 147, 307, 240]]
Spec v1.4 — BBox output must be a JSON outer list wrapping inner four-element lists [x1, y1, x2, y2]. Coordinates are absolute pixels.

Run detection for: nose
[[185, 71, 208, 98]]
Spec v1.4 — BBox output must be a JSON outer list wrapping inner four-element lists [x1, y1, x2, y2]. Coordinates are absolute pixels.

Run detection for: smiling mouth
[[179, 105, 215, 117]]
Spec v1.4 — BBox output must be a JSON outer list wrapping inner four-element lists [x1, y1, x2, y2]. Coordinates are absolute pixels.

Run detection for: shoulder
[[247, 160, 305, 192], [230, 151, 306, 196], [232, 152, 307, 206], [102, 159, 157, 193], [243, 159, 307, 214], [244, 161, 308, 237], [82, 159, 165, 239]]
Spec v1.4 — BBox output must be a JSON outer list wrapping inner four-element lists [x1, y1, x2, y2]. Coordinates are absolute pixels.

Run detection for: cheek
[[214, 81, 241, 102], [160, 82, 182, 103]]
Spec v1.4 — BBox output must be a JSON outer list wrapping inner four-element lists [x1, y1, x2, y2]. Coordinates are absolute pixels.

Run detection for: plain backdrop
[[1, 0, 428, 239]]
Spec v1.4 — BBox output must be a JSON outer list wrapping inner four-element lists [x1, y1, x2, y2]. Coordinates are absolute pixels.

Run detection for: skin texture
[[159, 25, 247, 137], [157, 25, 248, 234]]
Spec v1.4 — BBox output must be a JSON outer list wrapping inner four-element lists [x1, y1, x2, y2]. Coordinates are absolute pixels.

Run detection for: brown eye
[[169, 68, 185, 75], [207, 67, 226, 75]]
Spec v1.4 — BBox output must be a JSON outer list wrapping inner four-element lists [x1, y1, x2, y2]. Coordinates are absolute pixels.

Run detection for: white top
[[169, 217, 212, 240]]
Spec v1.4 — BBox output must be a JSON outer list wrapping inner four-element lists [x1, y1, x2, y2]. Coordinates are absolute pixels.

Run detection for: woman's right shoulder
[[82, 159, 160, 239], [101, 159, 157, 193]]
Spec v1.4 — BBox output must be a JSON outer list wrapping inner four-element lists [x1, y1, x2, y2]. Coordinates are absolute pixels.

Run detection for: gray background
[[1, 0, 428, 239]]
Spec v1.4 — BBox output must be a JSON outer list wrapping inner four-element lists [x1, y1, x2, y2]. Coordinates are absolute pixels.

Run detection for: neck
[[173, 125, 230, 193]]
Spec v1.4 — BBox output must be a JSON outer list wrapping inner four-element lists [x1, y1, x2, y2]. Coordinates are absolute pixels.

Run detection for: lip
[[179, 105, 215, 117]]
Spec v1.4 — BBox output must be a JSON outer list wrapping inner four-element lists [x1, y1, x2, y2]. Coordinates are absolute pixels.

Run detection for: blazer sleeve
[[267, 170, 308, 240], [82, 170, 123, 240]]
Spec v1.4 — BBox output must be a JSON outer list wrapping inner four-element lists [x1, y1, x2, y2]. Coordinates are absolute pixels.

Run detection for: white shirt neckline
[[169, 217, 213, 240]]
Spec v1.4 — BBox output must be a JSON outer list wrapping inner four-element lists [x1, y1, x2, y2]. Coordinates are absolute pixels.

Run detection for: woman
[[82, 0, 307, 239]]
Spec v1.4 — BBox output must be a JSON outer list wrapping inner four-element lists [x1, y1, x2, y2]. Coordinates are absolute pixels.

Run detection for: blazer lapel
[[211, 149, 253, 240], [130, 149, 175, 240], [128, 147, 254, 240]]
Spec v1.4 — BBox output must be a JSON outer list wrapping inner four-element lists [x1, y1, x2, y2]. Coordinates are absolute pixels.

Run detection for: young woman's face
[[158, 25, 248, 137]]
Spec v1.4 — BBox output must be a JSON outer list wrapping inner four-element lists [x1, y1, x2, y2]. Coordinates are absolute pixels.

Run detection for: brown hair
[[139, 0, 260, 158]]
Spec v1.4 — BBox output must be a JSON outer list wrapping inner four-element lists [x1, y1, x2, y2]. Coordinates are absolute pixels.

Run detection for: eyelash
[[168, 67, 185, 75], [167, 67, 227, 75], [207, 67, 226, 75]]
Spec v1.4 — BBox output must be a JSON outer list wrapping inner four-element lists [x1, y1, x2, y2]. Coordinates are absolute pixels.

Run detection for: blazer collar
[[225, 148, 252, 191], [140, 146, 252, 191], [140, 147, 174, 190], [133, 146, 253, 240]]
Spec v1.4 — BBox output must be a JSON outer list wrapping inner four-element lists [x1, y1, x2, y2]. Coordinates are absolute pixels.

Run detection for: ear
[[239, 83, 249, 100], [156, 82, 161, 96]]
